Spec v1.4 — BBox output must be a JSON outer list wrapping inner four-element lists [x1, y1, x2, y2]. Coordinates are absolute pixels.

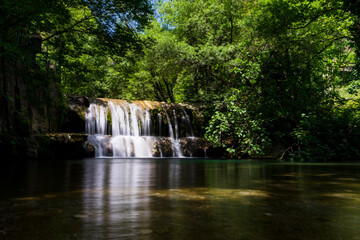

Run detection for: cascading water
[[172, 109, 183, 157], [161, 106, 183, 157], [85, 99, 199, 158], [110, 101, 153, 157], [181, 108, 194, 137], [85, 104, 109, 157], [158, 113, 162, 136]]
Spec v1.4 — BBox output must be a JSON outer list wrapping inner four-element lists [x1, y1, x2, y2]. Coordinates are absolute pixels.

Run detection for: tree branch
[[162, 77, 175, 103], [207, 67, 227, 84], [153, 81, 167, 102], [42, 15, 94, 42], [311, 36, 349, 61], [289, 8, 339, 30]]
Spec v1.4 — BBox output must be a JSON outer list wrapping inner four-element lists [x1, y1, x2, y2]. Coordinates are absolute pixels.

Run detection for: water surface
[[1, 158, 360, 239]]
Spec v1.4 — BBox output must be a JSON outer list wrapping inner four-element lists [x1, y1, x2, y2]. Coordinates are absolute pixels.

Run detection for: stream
[[1, 158, 360, 239]]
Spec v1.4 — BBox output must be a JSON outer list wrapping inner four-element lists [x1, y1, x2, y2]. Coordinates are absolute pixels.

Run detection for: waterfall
[[85, 104, 109, 157], [172, 109, 183, 157], [144, 109, 151, 136], [181, 108, 194, 137], [85, 99, 201, 158], [158, 113, 162, 136], [161, 106, 183, 157]]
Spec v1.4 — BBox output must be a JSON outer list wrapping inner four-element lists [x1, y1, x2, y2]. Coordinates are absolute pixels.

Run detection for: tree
[[153, 0, 355, 158], [0, 0, 152, 136]]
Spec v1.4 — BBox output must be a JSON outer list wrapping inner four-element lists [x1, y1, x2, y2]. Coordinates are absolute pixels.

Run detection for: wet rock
[[83, 141, 95, 156], [157, 137, 173, 157], [68, 96, 90, 108], [60, 96, 90, 133], [31, 133, 93, 159], [151, 140, 162, 157], [180, 137, 207, 157]]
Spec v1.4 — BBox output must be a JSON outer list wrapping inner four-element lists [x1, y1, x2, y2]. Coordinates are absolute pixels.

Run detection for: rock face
[[150, 137, 208, 157], [180, 138, 208, 157], [59, 96, 89, 133], [29, 133, 93, 160], [0, 36, 60, 137]]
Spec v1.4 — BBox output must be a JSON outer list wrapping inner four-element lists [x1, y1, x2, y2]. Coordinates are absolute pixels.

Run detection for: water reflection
[[1, 159, 360, 239], [76, 159, 279, 239], [81, 159, 154, 239]]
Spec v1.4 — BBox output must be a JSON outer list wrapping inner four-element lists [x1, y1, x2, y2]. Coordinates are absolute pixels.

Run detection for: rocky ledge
[[27, 133, 94, 159]]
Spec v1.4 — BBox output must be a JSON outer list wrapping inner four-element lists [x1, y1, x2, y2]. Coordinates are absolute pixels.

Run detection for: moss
[[107, 108, 112, 126]]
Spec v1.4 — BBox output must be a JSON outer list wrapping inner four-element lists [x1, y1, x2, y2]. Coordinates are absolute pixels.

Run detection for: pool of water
[[1, 158, 360, 240]]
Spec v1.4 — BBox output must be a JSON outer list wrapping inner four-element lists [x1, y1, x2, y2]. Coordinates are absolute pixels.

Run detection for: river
[[1, 158, 360, 239]]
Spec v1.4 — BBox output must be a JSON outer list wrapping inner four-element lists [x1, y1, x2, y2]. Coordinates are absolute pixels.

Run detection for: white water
[[85, 100, 196, 158], [172, 109, 183, 157], [85, 104, 109, 157], [158, 113, 162, 136], [181, 108, 194, 137]]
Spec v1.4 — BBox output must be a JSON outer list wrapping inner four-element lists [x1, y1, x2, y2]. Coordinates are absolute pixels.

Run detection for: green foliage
[[3, 0, 360, 161], [0, 0, 153, 98], [290, 102, 360, 161], [40, 2, 152, 98], [87, 0, 358, 161], [122, 0, 259, 102], [205, 89, 269, 157]]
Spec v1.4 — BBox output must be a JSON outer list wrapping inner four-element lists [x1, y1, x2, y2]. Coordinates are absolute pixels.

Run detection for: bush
[[205, 89, 269, 158], [289, 102, 360, 162]]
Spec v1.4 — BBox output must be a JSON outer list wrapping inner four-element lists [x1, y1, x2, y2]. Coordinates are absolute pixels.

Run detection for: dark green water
[[1, 158, 360, 240]]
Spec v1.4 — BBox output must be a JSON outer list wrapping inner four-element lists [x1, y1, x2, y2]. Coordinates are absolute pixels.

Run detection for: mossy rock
[[33, 133, 93, 159]]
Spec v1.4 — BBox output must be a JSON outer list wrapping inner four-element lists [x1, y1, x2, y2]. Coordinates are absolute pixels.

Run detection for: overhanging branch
[[42, 15, 94, 42], [289, 8, 339, 30]]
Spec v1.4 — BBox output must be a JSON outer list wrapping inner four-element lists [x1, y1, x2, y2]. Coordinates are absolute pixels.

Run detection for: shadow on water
[[1, 158, 360, 239]]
